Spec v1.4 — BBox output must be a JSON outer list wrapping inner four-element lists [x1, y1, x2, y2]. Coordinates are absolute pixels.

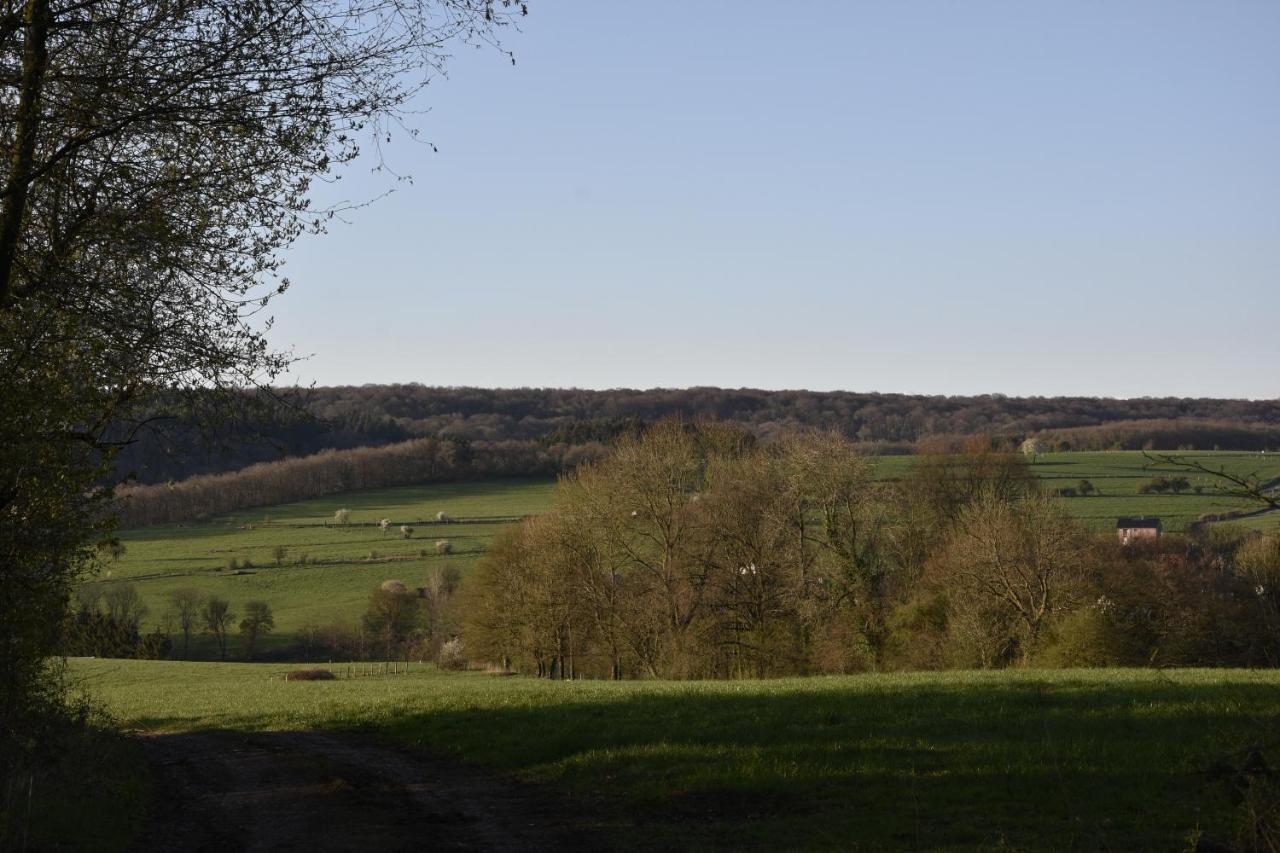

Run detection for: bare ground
[[131, 730, 609, 852]]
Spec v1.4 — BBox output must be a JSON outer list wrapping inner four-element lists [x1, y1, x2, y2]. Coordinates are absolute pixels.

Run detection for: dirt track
[[132, 730, 604, 852]]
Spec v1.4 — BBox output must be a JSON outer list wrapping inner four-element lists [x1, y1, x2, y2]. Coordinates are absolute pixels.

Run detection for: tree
[[168, 588, 203, 659], [363, 584, 420, 658], [271, 545, 288, 566], [1, 0, 525, 812], [202, 597, 234, 660], [102, 583, 147, 632], [1077, 479, 1096, 497], [1237, 534, 1280, 664], [1020, 437, 1046, 462], [334, 509, 352, 526], [239, 601, 275, 660], [937, 489, 1089, 666]]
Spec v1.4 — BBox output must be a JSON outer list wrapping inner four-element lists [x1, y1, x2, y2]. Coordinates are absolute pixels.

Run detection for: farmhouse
[[1116, 517, 1162, 545]]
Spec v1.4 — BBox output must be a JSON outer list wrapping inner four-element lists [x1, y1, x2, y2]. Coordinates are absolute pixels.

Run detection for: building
[[1116, 517, 1162, 545]]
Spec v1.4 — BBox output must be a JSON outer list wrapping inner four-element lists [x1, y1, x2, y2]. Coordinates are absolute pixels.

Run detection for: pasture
[[99, 479, 557, 656], [72, 658, 1280, 851], [874, 450, 1279, 532], [96, 452, 1278, 658]]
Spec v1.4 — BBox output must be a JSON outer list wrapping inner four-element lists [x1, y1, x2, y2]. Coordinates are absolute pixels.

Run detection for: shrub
[[438, 638, 467, 670], [284, 669, 335, 681]]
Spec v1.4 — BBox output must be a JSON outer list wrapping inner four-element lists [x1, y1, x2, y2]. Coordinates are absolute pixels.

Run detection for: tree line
[[114, 437, 609, 527], [110, 387, 1280, 485], [461, 421, 1280, 679]]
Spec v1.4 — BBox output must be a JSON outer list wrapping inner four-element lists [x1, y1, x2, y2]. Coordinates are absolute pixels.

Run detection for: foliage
[[0, 0, 525, 831], [108, 390, 1280, 485], [239, 601, 275, 660], [363, 585, 421, 658], [202, 596, 234, 660]]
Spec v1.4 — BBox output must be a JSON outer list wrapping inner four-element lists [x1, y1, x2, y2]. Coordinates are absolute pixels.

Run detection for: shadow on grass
[[354, 676, 1280, 851]]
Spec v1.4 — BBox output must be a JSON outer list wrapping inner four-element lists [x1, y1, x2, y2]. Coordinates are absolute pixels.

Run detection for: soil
[[131, 730, 609, 852]]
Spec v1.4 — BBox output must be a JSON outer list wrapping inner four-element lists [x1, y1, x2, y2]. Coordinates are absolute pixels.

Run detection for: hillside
[[93, 451, 1280, 660], [111, 386, 1280, 483]]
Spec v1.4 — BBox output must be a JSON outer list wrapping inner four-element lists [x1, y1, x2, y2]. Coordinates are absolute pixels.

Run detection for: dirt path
[[132, 730, 605, 852]]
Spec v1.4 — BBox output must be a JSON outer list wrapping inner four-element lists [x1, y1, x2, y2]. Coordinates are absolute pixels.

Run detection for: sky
[[272, 1, 1280, 399]]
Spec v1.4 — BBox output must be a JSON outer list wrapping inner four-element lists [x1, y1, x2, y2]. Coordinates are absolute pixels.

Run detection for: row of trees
[[115, 437, 608, 526], [109, 389, 1280, 486], [461, 422, 1280, 679], [63, 585, 275, 661]]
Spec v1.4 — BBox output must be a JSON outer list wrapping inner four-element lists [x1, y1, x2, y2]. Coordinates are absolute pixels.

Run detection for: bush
[[438, 638, 467, 670], [284, 669, 335, 681]]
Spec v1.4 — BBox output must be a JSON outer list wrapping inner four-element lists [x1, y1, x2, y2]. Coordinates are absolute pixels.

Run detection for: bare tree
[[239, 601, 275, 660], [1143, 452, 1279, 511], [940, 490, 1089, 666], [202, 596, 235, 660], [167, 588, 203, 659]]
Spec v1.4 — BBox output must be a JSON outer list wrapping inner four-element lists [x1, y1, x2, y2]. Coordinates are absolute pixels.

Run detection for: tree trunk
[[0, 0, 51, 306]]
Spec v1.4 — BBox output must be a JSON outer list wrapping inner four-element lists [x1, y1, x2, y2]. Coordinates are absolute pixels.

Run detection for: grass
[[97, 478, 557, 655], [97, 453, 1279, 658], [72, 658, 1280, 851], [875, 450, 1280, 533]]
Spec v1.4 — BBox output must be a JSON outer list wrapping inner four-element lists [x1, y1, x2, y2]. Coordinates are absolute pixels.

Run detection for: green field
[[873, 450, 1279, 532], [72, 658, 1280, 851], [97, 452, 1278, 657], [99, 479, 557, 655]]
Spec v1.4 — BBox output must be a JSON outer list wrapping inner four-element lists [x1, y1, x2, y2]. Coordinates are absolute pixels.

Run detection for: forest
[[111, 385, 1280, 484], [461, 423, 1280, 679]]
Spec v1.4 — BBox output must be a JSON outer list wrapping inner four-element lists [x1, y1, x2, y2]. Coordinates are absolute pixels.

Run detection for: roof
[[1116, 517, 1162, 529]]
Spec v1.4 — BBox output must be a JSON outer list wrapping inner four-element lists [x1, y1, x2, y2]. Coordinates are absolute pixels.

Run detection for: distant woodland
[[113, 386, 1280, 485]]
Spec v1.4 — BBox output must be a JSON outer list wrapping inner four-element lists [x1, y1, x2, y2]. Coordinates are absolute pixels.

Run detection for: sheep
[[400, 525, 414, 539]]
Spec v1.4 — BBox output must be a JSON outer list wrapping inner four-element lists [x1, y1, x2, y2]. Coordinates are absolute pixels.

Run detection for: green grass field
[[876, 450, 1280, 533], [96, 452, 1278, 658], [72, 658, 1280, 851], [99, 478, 557, 655]]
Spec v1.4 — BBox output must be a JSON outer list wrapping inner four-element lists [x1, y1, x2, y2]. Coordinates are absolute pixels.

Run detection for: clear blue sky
[[273, 1, 1279, 399]]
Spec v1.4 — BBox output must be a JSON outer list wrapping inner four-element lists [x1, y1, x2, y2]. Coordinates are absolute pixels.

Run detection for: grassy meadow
[[73, 658, 1280, 851], [94, 452, 1279, 659], [876, 450, 1280, 533], [99, 478, 557, 656]]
